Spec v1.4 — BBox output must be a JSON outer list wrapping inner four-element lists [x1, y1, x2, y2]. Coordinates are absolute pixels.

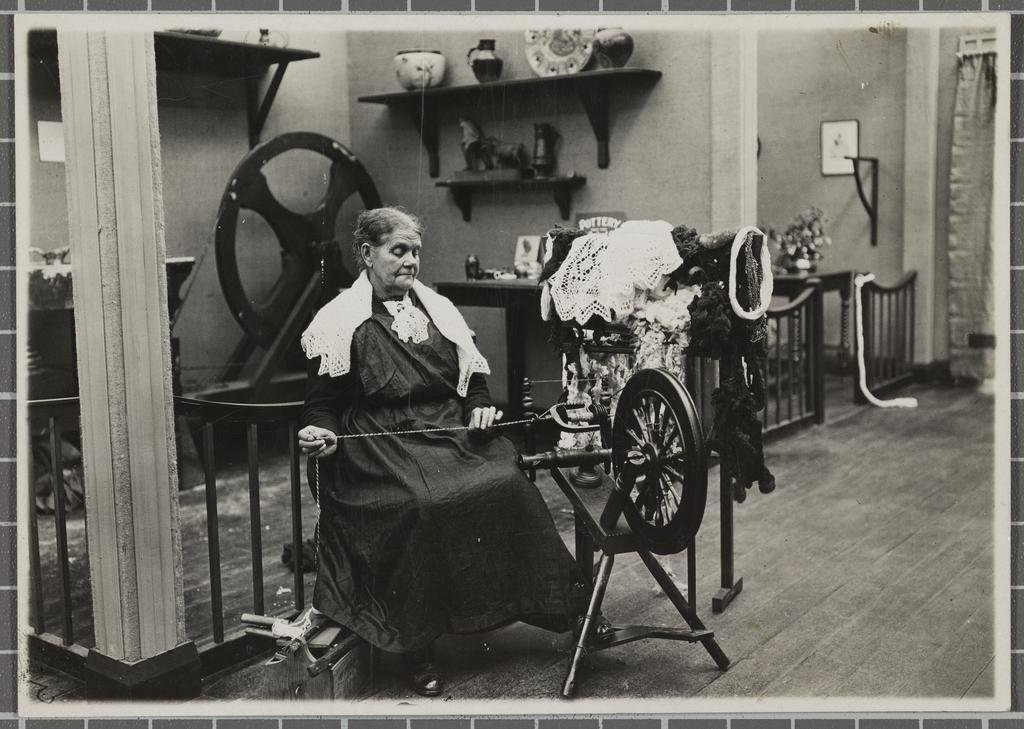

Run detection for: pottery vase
[[467, 39, 504, 83], [592, 27, 634, 69], [394, 49, 446, 91]]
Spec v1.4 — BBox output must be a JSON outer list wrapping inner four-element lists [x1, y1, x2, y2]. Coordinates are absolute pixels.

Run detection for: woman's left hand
[[468, 406, 503, 431]]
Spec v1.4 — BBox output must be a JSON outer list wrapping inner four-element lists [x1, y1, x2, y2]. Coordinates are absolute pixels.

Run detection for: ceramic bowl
[[394, 50, 446, 91]]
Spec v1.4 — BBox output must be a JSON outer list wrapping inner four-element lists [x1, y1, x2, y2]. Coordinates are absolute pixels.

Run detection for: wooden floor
[[29, 379, 996, 704]]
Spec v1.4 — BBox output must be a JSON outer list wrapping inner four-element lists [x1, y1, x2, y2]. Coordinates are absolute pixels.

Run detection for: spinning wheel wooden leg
[[563, 553, 614, 698], [713, 459, 743, 614], [637, 549, 730, 671], [574, 512, 596, 594]]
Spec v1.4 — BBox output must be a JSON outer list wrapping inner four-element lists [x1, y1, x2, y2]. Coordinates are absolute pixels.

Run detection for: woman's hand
[[298, 425, 338, 459], [468, 406, 503, 432]]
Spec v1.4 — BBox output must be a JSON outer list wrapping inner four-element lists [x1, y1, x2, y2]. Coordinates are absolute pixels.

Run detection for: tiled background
[[0, 1, 1020, 726]]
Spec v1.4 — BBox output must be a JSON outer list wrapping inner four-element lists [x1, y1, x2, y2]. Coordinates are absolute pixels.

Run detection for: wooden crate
[[262, 634, 373, 701]]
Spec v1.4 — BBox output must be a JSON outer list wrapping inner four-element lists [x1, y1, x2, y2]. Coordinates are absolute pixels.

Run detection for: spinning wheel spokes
[[612, 369, 708, 555]]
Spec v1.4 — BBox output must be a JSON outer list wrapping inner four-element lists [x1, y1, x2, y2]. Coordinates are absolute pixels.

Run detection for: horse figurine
[[459, 117, 528, 172]]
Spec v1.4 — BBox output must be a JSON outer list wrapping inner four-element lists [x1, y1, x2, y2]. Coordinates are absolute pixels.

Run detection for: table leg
[[505, 306, 526, 418]]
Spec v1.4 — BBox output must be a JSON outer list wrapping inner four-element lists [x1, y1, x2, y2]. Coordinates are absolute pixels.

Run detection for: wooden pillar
[[902, 27, 941, 366], [58, 31, 199, 699], [710, 28, 758, 231]]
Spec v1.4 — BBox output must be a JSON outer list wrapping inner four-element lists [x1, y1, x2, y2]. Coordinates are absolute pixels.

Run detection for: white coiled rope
[[854, 273, 918, 409], [728, 226, 774, 320]]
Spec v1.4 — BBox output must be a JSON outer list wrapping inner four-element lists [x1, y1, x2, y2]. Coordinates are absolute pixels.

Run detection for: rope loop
[[853, 273, 918, 409], [728, 226, 774, 321]]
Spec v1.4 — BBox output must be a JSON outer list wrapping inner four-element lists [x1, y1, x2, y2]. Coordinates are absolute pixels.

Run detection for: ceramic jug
[[467, 39, 503, 83]]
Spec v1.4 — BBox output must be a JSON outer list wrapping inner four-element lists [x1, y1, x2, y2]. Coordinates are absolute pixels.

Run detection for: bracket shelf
[[358, 68, 662, 178], [846, 155, 879, 246], [29, 29, 321, 150], [435, 175, 587, 222]]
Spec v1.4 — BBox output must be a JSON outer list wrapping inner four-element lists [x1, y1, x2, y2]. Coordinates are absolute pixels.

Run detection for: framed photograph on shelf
[[820, 119, 859, 176], [513, 235, 544, 278]]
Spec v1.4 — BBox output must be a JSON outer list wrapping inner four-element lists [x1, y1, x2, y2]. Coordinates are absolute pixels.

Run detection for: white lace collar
[[300, 272, 490, 397]]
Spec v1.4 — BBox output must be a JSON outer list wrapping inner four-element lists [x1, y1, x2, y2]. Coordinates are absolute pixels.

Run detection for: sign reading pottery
[[576, 211, 627, 234], [393, 49, 446, 91]]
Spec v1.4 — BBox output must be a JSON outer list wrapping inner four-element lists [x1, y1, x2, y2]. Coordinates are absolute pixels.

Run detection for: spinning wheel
[[612, 368, 707, 556], [214, 132, 382, 394], [518, 367, 728, 698]]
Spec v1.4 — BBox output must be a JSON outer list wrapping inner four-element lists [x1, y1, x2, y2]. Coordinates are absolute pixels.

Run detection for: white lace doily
[[545, 220, 682, 325], [383, 297, 430, 343]]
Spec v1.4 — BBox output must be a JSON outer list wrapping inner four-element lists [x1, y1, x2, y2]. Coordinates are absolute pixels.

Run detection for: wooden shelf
[[436, 175, 586, 222], [359, 68, 662, 178], [30, 29, 320, 76], [28, 29, 321, 148]]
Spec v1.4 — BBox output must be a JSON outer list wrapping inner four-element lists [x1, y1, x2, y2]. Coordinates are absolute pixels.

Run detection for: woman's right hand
[[298, 425, 338, 459]]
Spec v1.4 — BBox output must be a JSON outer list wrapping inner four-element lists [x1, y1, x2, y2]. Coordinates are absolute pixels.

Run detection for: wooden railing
[[681, 280, 826, 441], [25, 396, 87, 675], [853, 271, 917, 402], [26, 395, 313, 681], [763, 280, 826, 437]]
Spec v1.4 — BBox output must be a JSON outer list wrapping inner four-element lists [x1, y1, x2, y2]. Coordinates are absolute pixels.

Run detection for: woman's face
[[362, 226, 422, 297]]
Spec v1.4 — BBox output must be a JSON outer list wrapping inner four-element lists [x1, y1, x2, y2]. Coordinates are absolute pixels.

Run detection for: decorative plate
[[524, 29, 595, 77]]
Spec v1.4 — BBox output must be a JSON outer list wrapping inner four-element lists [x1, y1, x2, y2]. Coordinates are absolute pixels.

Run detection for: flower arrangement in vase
[[767, 207, 832, 274]]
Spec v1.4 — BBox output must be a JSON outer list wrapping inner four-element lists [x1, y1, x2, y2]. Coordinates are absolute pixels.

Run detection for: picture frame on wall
[[820, 119, 859, 176]]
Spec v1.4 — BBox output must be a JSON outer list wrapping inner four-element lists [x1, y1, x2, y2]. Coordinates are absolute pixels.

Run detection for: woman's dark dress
[[302, 293, 586, 653]]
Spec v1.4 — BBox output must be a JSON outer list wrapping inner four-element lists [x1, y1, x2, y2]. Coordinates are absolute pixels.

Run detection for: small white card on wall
[[37, 121, 65, 163]]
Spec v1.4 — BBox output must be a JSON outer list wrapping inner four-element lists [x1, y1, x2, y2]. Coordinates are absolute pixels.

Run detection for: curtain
[[946, 50, 997, 381]]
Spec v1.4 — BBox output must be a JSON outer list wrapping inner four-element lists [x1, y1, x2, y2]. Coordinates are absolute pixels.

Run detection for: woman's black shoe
[[402, 648, 444, 697]]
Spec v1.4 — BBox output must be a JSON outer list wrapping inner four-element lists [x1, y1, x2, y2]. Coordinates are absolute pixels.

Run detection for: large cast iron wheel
[[612, 368, 708, 555], [214, 132, 382, 349]]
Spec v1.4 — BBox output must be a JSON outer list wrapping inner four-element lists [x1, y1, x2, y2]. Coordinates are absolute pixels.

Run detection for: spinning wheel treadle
[[214, 132, 382, 390]]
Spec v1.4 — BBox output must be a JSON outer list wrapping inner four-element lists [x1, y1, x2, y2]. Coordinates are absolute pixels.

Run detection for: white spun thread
[[854, 273, 918, 409], [728, 226, 774, 321]]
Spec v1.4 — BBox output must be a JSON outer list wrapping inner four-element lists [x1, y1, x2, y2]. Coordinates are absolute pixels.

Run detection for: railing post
[[812, 282, 826, 425], [853, 277, 869, 405]]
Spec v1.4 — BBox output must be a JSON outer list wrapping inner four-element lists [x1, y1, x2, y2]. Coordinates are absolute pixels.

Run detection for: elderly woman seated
[[298, 207, 586, 697]]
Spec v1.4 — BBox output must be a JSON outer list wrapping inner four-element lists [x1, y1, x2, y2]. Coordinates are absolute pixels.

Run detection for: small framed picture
[[514, 235, 543, 266], [820, 119, 859, 176]]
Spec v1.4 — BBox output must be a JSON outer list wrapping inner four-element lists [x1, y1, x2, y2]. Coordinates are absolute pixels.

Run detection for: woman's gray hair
[[352, 206, 423, 270]]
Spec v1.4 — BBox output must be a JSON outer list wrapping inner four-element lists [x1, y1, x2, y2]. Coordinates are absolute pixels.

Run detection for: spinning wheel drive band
[[215, 132, 383, 348], [612, 368, 707, 556]]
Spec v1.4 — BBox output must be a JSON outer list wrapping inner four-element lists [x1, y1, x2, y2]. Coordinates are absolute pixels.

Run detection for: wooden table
[[433, 278, 544, 416], [28, 257, 196, 396], [773, 270, 856, 369]]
